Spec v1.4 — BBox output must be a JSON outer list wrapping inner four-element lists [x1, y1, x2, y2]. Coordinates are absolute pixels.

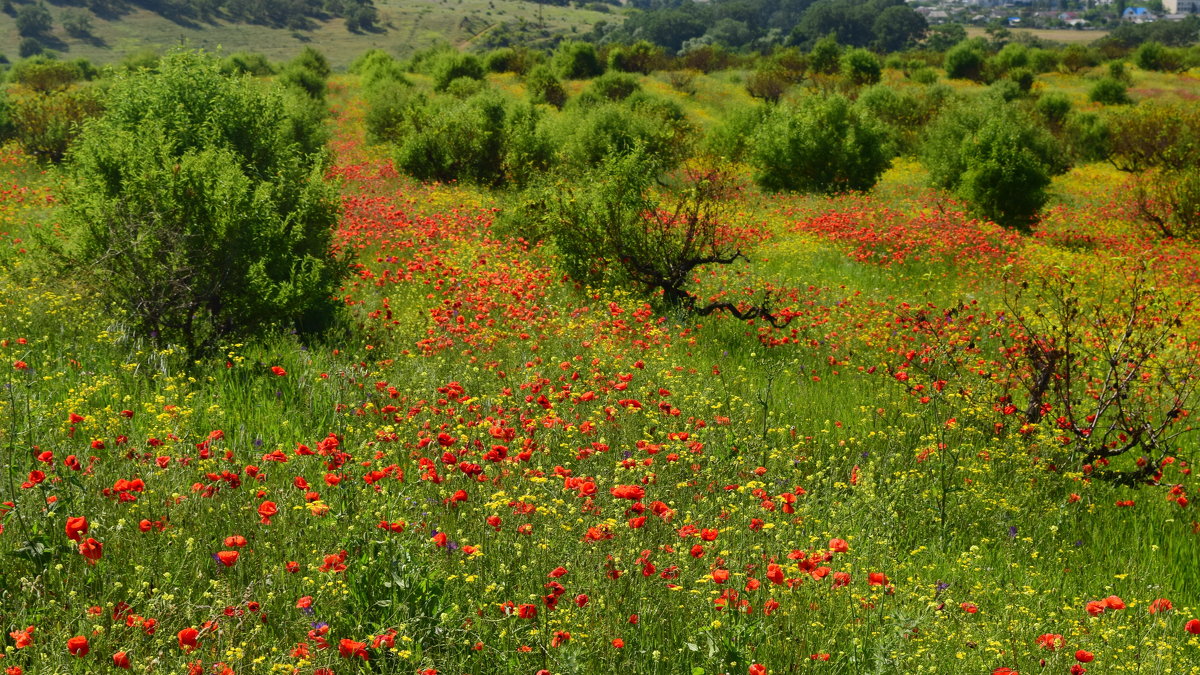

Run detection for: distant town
[[914, 0, 1199, 30]]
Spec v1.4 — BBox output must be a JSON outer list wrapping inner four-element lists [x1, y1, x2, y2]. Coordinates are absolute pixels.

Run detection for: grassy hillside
[[0, 0, 613, 67]]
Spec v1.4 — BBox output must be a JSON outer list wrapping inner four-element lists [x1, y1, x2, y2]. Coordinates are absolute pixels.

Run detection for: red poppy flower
[[829, 538, 849, 553], [517, 604, 537, 619], [610, 485, 644, 500], [1149, 598, 1173, 614], [868, 572, 888, 586], [1075, 650, 1094, 663], [216, 551, 239, 567], [612, 638, 624, 648], [66, 636, 89, 657], [766, 564, 784, 585], [257, 501, 277, 524], [178, 627, 199, 652], [749, 665, 766, 675], [9, 626, 33, 649], [79, 538, 103, 563], [548, 566, 568, 578], [113, 651, 131, 669], [1036, 634, 1063, 650], [65, 516, 88, 542], [271, 366, 287, 377], [712, 569, 730, 584], [338, 638, 368, 660], [1186, 619, 1200, 634], [961, 602, 978, 614]]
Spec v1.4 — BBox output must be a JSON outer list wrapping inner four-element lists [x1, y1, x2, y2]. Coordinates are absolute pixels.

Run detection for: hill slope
[[0, 0, 614, 67]]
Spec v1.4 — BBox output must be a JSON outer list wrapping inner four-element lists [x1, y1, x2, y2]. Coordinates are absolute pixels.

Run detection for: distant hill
[[0, 0, 615, 68]]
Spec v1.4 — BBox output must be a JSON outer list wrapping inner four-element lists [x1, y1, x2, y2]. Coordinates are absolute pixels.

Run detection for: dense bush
[[220, 52, 275, 77], [944, 40, 986, 81], [750, 94, 891, 194], [363, 77, 415, 144], [840, 47, 881, 86], [1134, 41, 1186, 73], [10, 87, 103, 162], [525, 64, 568, 109], [583, 72, 642, 102], [1104, 101, 1200, 173], [607, 41, 664, 74], [56, 50, 344, 355], [555, 41, 604, 79], [351, 49, 410, 87], [394, 91, 552, 186], [10, 57, 87, 93], [856, 83, 945, 154], [1089, 77, 1131, 105], [923, 103, 1065, 230], [704, 103, 769, 161], [558, 98, 691, 170], [485, 47, 542, 75], [745, 65, 791, 103], [433, 52, 485, 92]]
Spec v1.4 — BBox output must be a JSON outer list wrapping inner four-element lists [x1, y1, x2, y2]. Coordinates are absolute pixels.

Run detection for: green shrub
[[1089, 77, 1131, 106], [1009, 67, 1034, 92], [364, 77, 415, 144], [944, 41, 986, 81], [432, 52, 485, 92], [1035, 91, 1071, 128], [11, 87, 102, 162], [607, 41, 664, 74], [1028, 48, 1059, 74], [394, 91, 551, 186], [555, 41, 604, 79], [840, 48, 881, 86], [1063, 111, 1109, 163], [809, 34, 842, 75], [750, 94, 891, 194], [485, 46, 541, 74], [278, 63, 327, 100], [525, 64, 567, 109], [990, 42, 1028, 74], [10, 56, 83, 92], [1104, 101, 1200, 172], [351, 49, 410, 88], [56, 50, 344, 355], [220, 52, 275, 77], [745, 65, 791, 103], [856, 84, 940, 154], [18, 38, 43, 59], [292, 47, 331, 79], [910, 66, 938, 84], [923, 103, 1065, 230], [1134, 41, 1186, 73], [559, 99, 690, 170], [704, 103, 768, 161], [584, 72, 641, 102]]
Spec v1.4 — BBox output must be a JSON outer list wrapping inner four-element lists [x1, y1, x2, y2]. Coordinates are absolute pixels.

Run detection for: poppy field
[[4, 74, 1200, 675]]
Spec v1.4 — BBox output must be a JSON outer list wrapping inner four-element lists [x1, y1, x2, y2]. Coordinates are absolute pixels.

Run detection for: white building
[[1165, 0, 1200, 12]]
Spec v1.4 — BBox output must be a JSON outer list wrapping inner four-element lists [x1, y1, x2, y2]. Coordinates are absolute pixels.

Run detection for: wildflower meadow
[[4, 52, 1200, 675]]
